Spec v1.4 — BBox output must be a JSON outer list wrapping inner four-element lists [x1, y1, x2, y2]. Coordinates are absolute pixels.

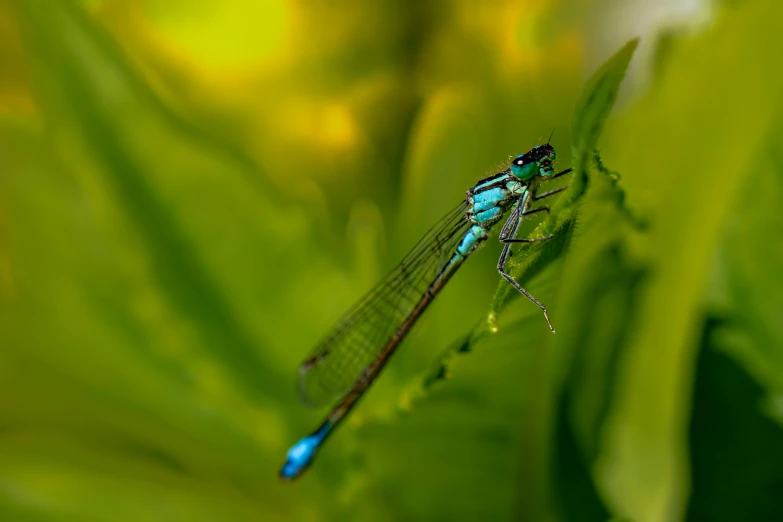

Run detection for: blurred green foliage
[[1, 1, 782, 521]]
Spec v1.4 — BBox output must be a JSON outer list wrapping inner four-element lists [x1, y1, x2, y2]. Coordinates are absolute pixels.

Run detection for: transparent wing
[[298, 201, 472, 406]]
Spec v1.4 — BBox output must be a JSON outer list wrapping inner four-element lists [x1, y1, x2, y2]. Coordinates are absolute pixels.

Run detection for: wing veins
[[297, 201, 471, 405]]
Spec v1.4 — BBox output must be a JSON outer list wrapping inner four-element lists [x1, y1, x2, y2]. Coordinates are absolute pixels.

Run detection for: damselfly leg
[[533, 167, 572, 201], [496, 203, 555, 332], [495, 167, 573, 332], [521, 206, 550, 217], [534, 186, 567, 201]]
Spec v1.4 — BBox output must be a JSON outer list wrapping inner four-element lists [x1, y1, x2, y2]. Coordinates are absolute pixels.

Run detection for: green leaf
[[687, 319, 783, 522], [594, 2, 783, 520], [561, 38, 638, 209], [708, 123, 783, 402]]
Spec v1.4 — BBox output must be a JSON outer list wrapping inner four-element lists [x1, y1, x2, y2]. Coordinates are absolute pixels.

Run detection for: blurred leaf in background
[[0, 0, 782, 521]]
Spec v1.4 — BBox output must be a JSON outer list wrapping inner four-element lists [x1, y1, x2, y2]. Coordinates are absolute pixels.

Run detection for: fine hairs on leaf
[[557, 38, 638, 213], [592, 149, 648, 230]]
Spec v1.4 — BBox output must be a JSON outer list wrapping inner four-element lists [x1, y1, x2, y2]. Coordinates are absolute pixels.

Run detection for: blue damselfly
[[281, 144, 571, 479]]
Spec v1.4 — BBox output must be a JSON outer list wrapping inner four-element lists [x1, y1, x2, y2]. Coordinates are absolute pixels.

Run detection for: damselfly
[[280, 143, 572, 479]]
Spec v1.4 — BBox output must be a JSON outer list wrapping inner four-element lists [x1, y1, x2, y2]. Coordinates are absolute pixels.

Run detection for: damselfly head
[[510, 144, 557, 180]]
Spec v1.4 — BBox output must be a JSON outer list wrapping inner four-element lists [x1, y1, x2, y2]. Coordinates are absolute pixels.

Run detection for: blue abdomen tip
[[279, 423, 330, 480]]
